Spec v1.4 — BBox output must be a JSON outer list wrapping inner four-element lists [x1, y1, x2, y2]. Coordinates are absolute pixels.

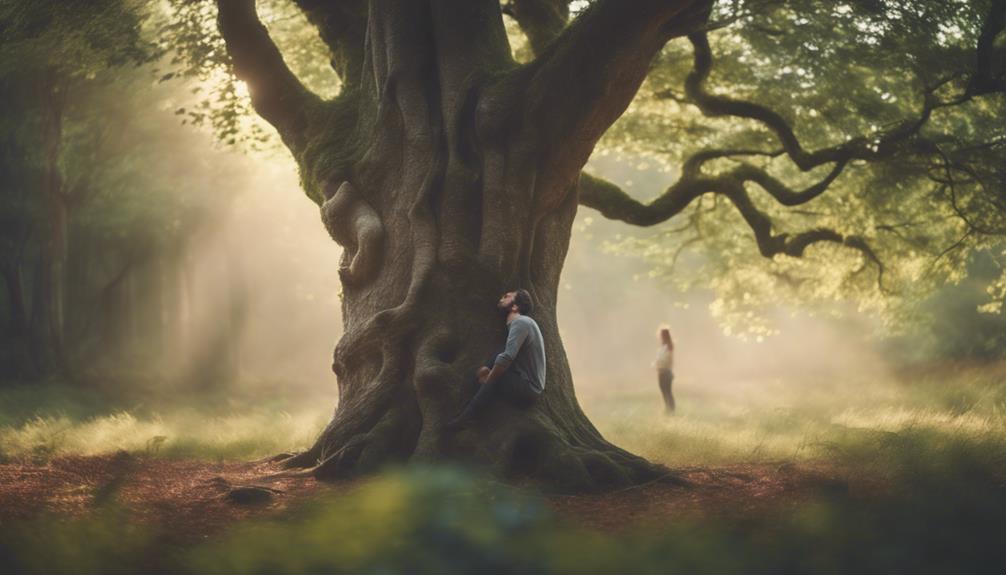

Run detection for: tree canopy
[[157, 0, 1006, 337]]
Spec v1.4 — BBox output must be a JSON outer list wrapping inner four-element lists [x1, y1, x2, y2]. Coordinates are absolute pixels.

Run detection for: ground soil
[[0, 454, 851, 538]]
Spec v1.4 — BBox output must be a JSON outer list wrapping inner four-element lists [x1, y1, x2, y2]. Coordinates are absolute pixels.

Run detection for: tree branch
[[681, 147, 784, 177], [579, 142, 846, 226], [718, 179, 886, 290], [731, 159, 848, 206], [683, 32, 938, 171], [578, 171, 712, 227], [521, 0, 712, 206], [504, 0, 570, 56], [579, 164, 885, 290], [967, 0, 1006, 96], [292, 0, 368, 88], [430, 0, 514, 94], [216, 0, 321, 151], [684, 32, 855, 169]]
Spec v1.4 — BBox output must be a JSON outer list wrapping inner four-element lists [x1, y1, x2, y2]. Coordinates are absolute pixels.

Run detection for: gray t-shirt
[[494, 315, 546, 392]]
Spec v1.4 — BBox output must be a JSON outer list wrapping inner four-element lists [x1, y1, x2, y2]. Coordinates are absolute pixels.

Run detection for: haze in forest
[[116, 129, 895, 404]]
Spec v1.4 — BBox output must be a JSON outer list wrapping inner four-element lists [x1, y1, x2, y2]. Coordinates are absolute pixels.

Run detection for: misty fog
[[184, 136, 893, 409]]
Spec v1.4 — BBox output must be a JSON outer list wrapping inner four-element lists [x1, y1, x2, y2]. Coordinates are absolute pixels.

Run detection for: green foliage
[[0, 0, 278, 378], [186, 467, 550, 575], [0, 0, 153, 79], [593, 0, 1006, 341], [159, 0, 335, 150], [0, 508, 155, 575], [153, 0, 1006, 345]]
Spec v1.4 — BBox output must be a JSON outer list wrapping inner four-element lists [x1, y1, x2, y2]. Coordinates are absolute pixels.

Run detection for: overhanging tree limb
[[731, 159, 849, 207], [717, 178, 880, 273], [216, 0, 321, 152], [522, 0, 712, 208], [578, 171, 711, 227], [683, 32, 940, 171], [578, 161, 886, 289]]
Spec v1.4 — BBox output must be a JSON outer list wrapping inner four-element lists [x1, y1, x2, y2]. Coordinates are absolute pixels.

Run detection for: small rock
[[225, 485, 281, 505]]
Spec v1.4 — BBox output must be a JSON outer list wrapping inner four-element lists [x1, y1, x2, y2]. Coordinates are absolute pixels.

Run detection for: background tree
[[0, 0, 153, 375], [0, 0, 264, 383]]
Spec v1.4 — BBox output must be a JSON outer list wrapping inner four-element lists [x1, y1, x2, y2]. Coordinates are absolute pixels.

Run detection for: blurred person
[[654, 326, 676, 414], [446, 289, 545, 430]]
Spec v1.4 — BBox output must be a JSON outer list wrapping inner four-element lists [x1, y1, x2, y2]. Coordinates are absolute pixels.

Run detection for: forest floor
[[0, 453, 848, 538], [3, 365, 1006, 573]]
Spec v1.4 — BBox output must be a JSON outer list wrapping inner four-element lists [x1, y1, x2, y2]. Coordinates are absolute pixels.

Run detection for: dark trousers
[[658, 369, 675, 413], [457, 356, 539, 421]]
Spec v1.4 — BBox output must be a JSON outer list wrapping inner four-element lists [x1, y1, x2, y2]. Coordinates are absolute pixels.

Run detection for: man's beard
[[496, 301, 510, 315]]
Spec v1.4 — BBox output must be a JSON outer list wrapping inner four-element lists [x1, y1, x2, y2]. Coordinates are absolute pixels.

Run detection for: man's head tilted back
[[512, 289, 533, 315], [497, 289, 534, 316]]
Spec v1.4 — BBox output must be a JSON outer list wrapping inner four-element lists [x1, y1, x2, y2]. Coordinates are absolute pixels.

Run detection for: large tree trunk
[[218, 0, 709, 491], [292, 172, 660, 490]]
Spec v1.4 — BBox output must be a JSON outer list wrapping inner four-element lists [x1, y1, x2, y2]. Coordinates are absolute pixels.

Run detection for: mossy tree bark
[[216, 0, 712, 491]]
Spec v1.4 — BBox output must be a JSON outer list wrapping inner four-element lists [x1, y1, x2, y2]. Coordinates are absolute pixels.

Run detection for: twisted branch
[[682, 32, 938, 171], [578, 146, 886, 290], [216, 0, 321, 151]]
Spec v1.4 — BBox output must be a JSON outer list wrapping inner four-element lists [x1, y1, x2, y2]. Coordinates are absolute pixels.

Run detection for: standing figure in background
[[655, 327, 675, 414]]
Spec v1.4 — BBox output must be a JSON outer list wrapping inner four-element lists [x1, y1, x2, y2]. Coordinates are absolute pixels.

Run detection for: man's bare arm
[[479, 363, 510, 386]]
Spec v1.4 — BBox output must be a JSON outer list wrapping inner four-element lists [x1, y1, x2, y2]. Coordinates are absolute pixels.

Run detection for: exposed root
[[277, 447, 322, 469], [314, 434, 369, 479]]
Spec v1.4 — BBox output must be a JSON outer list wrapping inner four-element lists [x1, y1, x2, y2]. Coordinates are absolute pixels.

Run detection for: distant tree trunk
[[2, 260, 35, 378], [218, 0, 710, 490], [94, 250, 135, 362], [3, 263, 28, 336], [178, 250, 194, 369], [29, 70, 68, 372], [160, 245, 185, 373], [222, 240, 247, 380], [123, 262, 139, 358]]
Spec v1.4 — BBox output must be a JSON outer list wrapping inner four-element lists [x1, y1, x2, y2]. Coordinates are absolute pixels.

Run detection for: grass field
[[2, 363, 1006, 574]]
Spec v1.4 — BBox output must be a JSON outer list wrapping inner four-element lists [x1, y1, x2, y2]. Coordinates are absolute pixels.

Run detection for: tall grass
[[0, 384, 331, 462], [2, 363, 1006, 468], [584, 362, 1006, 467]]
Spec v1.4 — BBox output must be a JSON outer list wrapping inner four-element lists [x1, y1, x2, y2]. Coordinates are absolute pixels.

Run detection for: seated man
[[446, 289, 546, 430]]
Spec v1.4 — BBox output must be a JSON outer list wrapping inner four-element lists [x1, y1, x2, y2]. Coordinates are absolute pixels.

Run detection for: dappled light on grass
[[832, 406, 998, 434], [582, 362, 1006, 468], [0, 402, 330, 463], [3, 364, 1006, 472]]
